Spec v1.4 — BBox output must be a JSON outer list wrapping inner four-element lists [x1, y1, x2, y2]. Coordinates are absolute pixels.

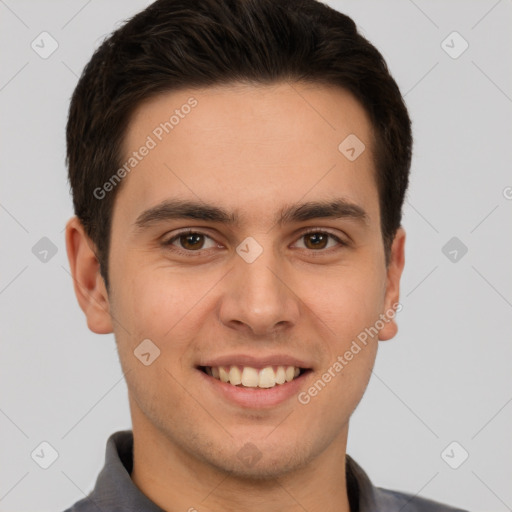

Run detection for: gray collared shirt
[[62, 430, 468, 512]]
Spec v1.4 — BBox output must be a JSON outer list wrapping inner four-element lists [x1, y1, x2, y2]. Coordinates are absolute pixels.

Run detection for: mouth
[[198, 365, 312, 389]]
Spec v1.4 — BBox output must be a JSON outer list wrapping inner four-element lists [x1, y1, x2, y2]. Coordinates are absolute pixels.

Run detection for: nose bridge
[[219, 235, 299, 335]]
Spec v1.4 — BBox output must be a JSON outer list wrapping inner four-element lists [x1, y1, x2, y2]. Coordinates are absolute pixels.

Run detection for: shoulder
[[374, 486, 470, 512], [60, 496, 99, 512]]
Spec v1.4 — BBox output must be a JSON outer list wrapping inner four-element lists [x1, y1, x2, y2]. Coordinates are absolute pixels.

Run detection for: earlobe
[[378, 227, 406, 341], [65, 216, 113, 334]]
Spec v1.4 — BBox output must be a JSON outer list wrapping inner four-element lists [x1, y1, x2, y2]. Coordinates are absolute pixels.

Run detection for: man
[[63, 0, 468, 510]]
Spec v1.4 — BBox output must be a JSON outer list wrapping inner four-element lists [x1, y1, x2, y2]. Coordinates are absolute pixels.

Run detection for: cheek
[[108, 268, 202, 407], [305, 263, 387, 336], [111, 264, 217, 346]]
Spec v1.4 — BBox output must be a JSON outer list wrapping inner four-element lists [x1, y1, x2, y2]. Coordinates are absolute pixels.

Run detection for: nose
[[217, 243, 301, 338]]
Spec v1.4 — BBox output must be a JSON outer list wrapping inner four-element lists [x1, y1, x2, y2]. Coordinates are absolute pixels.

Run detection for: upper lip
[[198, 354, 313, 370]]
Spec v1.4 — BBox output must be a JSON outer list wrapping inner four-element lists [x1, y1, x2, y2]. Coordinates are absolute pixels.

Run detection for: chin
[[195, 436, 314, 481]]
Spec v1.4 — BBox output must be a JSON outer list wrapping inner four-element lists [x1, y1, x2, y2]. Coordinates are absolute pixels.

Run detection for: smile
[[199, 365, 308, 388]]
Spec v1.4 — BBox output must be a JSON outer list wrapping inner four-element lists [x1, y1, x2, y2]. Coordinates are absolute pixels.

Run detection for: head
[[66, 0, 411, 479]]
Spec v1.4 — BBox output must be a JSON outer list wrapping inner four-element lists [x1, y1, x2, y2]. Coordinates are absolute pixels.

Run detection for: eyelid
[[299, 227, 347, 242]]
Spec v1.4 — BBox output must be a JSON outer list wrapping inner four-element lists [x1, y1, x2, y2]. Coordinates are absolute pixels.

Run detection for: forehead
[[116, 82, 378, 226]]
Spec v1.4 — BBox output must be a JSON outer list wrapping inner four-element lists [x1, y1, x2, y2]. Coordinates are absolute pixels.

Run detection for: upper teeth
[[205, 365, 301, 388]]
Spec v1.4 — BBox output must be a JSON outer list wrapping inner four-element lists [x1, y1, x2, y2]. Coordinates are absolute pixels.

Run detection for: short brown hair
[[67, 0, 412, 288]]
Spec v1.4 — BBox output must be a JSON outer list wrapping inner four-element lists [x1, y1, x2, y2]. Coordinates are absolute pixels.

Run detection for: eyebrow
[[134, 198, 369, 230]]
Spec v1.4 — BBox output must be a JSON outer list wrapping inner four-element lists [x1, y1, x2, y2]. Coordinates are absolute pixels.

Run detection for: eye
[[293, 229, 347, 252], [163, 229, 218, 255]]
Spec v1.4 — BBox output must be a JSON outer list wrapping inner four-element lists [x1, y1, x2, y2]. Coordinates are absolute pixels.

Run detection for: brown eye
[[178, 232, 205, 250], [295, 230, 345, 252], [303, 232, 329, 250], [164, 230, 217, 253]]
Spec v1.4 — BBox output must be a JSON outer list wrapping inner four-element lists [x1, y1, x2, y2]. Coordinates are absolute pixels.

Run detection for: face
[[68, 82, 405, 478]]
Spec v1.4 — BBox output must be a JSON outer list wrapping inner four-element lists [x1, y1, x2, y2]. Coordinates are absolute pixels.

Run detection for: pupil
[[183, 233, 203, 249], [307, 233, 327, 249]]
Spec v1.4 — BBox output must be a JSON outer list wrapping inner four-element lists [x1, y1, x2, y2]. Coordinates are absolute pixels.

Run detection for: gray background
[[1, 1, 511, 511]]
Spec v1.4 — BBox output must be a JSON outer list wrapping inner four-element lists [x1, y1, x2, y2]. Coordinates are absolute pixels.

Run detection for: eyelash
[[162, 228, 348, 257]]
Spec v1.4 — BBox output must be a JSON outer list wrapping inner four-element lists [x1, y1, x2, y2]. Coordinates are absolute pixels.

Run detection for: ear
[[65, 216, 113, 334], [378, 227, 406, 341]]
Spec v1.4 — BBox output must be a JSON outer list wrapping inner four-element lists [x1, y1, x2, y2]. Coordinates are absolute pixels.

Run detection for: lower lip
[[197, 369, 311, 408]]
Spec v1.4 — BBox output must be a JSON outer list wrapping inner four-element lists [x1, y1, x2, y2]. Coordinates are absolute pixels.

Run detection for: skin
[[66, 82, 405, 512]]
